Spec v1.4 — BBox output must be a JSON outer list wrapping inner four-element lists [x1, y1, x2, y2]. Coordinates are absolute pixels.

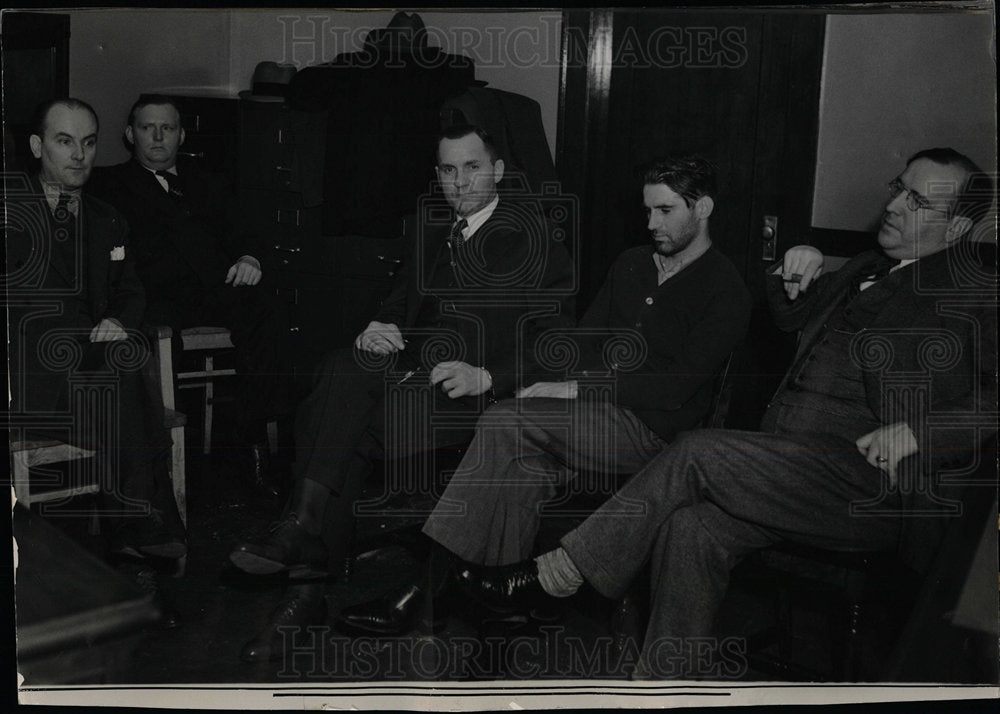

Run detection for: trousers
[[559, 427, 901, 677], [422, 398, 667, 566], [292, 347, 486, 561]]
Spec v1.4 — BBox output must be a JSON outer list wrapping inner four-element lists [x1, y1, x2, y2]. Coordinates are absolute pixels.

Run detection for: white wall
[[68, 9, 233, 164], [813, 12, 997, 232], [64, 9, 562, 166]]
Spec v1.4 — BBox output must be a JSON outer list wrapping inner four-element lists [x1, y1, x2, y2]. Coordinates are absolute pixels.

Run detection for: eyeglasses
[[887, 178, 950, 214]]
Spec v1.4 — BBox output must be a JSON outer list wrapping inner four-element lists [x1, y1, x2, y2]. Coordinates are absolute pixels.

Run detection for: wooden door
[[558, 9, 825, 427]]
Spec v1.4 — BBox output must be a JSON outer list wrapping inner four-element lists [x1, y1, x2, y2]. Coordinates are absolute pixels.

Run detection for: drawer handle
[[177, 151, 205, 159], [275, 165, 293, 173], [273, 245, 302, 254], [289, 326, 300, 333], [377, 255, 403, 265]]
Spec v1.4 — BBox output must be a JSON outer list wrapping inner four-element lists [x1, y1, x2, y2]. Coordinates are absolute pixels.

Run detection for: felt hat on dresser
[[239, 61, 297, 102]]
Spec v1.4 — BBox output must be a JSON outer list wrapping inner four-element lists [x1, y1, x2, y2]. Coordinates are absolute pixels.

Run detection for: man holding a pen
[[227, 124, 574, 658]]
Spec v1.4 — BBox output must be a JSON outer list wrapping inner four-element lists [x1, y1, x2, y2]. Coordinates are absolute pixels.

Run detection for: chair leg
[[170, 425, 187, 527], [87, 508, 101, 536], [12, 452, 31, 507], [266, 419, 278, 454], [203, 354, 214, 455]]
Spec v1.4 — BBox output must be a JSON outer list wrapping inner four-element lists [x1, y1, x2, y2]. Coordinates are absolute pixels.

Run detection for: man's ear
[[492, 158, 505, 185], [945, 215, 973, 242], [695, 195, 714, 220], [179, 127, 186, 146], [124, 126, 135, 146], [28, 134, 42, 159]]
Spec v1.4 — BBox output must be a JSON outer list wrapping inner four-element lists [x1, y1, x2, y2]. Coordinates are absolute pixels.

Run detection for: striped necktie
[[156, 170, 184, 199]]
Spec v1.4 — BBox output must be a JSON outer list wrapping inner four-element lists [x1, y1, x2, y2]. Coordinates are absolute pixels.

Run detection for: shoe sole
[[138, 543, 187, 560], [229, 551, 328, 580], [334, 616, 446, 637], [112, 543, 187, 560]]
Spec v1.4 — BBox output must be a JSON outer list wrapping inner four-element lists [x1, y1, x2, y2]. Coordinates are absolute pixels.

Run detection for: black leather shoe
[[240, 590, 328, 662], [335, 582, 445, 636], [111, 508, 187, 560], [229, 514, 327, 579], [456, 559, 549, 611]]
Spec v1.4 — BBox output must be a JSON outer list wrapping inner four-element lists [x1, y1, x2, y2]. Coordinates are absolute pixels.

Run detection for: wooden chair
[[175, 326, 277, 454], [11, 326, 188, 526], [176, 326, 238, 455]]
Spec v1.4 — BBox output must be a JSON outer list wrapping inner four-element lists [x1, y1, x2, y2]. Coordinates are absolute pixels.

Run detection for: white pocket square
[[110, 246, 125, 261]]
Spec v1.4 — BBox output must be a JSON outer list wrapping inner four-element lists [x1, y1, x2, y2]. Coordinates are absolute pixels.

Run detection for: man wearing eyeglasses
[[454, 147, 996, 679]]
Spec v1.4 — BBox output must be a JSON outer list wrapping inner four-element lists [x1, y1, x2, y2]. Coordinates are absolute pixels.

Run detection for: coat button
[[645, 297, 653, 305]]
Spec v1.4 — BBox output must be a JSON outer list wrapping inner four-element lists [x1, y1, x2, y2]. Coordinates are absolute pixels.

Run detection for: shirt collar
[[140, 162, 177, 176], [459, 194, 500, 241], [40, 178, 82, 215]]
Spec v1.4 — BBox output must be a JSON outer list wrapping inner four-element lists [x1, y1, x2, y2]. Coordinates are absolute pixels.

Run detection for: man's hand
[[430, 361, 492, 398], [225, 256, 262, 286], [856, 421, 919, 488], [355, 321, 405, 354], [516, 381, 578, 399], [780, 245, 824, 300], [90, 318, 127, 342]]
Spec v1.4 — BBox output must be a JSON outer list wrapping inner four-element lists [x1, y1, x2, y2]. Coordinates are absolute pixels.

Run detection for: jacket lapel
[[83, 199, 109, 310]]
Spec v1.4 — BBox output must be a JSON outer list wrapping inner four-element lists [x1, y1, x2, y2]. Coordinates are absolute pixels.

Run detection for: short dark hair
[[907, 147, 995, 223], [436, 124, 499, 163], [641, 155, 717, 207], [127, 94, 183, 126], [30, 97, 100, 137]]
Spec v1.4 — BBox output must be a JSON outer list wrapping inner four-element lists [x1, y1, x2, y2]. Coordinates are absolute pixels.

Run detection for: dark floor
[[21, 392, 890, 685]]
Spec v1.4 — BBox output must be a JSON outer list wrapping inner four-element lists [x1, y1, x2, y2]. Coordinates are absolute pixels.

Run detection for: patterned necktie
[[156, 170, 184, 199], [54, 193, 73, 220], [449, 218, 468, 247]]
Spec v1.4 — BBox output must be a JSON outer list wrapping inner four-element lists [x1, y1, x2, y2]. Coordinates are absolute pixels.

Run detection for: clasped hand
[[355, 321, 405, 354], [225, 256, 262, 286], [856, 421, 919, 488], [90, 317, 127, 342], [430, 361, 491, 398]]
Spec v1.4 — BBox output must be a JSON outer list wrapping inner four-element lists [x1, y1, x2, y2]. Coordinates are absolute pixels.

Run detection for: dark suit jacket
[[89, 158, 264, 309], [6, 174, 145, 414], [766, 246, 997, 573], [767, 247, 996, 469], [372, 198, 575, 397]]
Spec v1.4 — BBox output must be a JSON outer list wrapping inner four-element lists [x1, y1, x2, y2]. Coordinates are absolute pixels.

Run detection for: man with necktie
[[7, 98, 184, 558], [456, 148, 997, 679], [90, 94, 286, 495], [228, 124, 575, 660]]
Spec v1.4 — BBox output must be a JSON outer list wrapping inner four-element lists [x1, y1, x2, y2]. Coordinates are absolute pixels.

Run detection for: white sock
[[535, 547, 584, 597]]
